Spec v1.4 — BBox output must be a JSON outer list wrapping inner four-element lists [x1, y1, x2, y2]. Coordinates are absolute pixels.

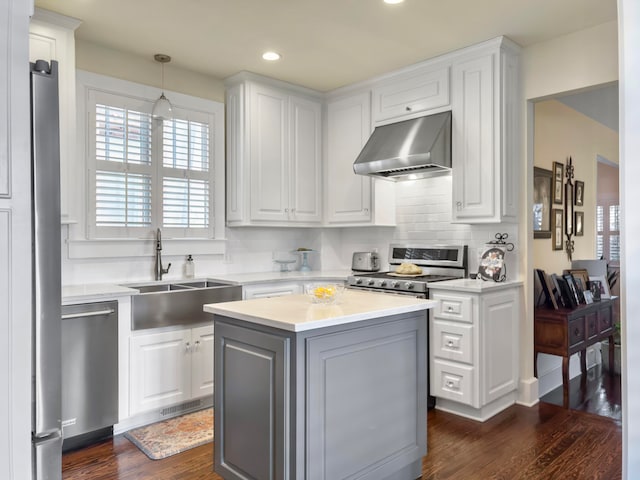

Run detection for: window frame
[[73, 70, 226, 258]]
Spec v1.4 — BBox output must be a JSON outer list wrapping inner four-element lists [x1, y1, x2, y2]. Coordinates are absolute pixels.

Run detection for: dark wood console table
[[534, 299, 615, 408]]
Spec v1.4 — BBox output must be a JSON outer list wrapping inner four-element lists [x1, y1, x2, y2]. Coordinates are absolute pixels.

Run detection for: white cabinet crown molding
[[31, 7, 81, 30]]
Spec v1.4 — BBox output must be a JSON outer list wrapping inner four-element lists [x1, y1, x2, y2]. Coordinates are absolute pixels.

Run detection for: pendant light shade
[[152, 54, 173, 120]]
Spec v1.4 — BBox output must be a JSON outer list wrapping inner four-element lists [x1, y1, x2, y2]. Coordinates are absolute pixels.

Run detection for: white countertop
[[62, 283, 139, 303], [204, 289, 437, 332], [429, 278, 523, 293], [62, 270, 352, 303]]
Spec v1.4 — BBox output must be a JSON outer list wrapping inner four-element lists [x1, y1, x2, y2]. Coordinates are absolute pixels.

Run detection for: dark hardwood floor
[[63, 402, 622, 479], [539, 364, 622, 425]]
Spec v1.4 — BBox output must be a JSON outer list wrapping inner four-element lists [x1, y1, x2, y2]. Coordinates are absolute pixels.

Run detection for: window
[[596, 203, 620, 265], [83, 75, 222, 241]]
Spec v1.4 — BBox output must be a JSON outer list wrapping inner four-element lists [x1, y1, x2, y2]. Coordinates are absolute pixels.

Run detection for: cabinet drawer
[[431, 359, 475, 406], [432, 293, 472, 323], [598, 306, 613, 334], [568, 318, 586, 349], [431, 319, 473, 364], [372, 66, 449, 122]]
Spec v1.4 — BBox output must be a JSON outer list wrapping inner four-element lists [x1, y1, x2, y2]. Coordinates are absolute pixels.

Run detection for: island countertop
[[204, 289, 437, 332]]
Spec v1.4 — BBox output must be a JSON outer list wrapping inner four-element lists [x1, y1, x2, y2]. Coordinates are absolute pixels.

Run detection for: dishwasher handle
[[61, 308, 115, 320]]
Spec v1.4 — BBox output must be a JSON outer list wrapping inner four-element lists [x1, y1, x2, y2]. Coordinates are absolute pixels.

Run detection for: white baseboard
[[516, 376, 539, 407]]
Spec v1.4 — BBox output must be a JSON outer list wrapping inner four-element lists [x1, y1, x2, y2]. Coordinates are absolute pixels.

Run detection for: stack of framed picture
[[533, 159, 585, 255], [535, 268, 610, 310]]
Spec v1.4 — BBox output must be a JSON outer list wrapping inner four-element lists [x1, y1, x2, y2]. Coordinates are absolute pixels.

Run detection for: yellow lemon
[[314, 287, 326, 298]]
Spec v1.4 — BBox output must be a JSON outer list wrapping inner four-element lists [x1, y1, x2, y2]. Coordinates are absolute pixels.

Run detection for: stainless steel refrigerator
[[30, 59, 62, 480]]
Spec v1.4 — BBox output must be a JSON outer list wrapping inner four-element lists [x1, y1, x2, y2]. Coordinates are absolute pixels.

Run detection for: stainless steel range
[[348, 244, 468, 297]]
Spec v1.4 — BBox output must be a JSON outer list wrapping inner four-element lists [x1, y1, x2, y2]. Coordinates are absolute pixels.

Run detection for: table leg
[[580, 349, 587, 376], [534, 351, 538, 378], [562, 356, 569, 408]]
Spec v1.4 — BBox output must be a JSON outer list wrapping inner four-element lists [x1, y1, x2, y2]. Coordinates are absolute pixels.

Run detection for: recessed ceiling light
[[262, 51, 281, 61], [383, 0, 404, 4]]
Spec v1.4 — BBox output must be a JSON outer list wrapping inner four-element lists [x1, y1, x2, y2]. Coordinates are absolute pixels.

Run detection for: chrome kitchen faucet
[[154, 228, 171, 280]]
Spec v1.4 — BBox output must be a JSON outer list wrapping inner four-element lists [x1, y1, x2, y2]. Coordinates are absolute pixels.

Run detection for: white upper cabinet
[[450, 39, 520, 223], [325, 91, 396, 226], [372, 65, 450, 124], [29, 9, 81, 222], [225, 73, 322, 226]]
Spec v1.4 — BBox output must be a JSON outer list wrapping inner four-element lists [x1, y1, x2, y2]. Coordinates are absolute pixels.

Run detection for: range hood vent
[[353, 111, 452, 181]]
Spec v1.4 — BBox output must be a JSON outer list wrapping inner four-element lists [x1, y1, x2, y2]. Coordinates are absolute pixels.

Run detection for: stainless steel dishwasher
[[61, 301, 118, 451]]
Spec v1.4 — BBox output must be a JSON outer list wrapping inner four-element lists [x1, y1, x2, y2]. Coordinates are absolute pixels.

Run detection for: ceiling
[[34, 0, 617, 92]]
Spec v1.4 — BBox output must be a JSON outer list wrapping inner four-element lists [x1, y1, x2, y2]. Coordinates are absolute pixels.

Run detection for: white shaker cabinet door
[[249, 83, 289, 222], [191, 325, 215, 398], [325, 92, 372, 224], [130, 329, 191, 415], [289, 94, 322, 223], [451, 53, 496, 222]]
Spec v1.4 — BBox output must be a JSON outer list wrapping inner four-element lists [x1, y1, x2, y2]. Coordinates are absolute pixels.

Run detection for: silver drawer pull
[[446, 381, 455, 388], [61, 308, 115, 320], [446, 340, 454, 347], [447, 306, 454, 312]]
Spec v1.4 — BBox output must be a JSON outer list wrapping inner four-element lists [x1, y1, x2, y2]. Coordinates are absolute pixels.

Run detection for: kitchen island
[[204, 290, 437, 480]]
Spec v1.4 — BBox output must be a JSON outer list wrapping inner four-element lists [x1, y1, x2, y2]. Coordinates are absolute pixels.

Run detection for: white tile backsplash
[[62, 176, 520, 285]]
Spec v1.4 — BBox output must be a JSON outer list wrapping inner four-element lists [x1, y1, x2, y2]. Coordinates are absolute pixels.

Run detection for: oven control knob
[[392, 281, 400, 288], [379, 281, 387, 287], [405, 282, 414, 290], [355, 278, 363, 285], [368, 279, 376, 286]]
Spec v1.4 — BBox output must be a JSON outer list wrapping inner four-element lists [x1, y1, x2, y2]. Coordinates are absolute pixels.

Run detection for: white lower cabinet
[[429, 284, 521, 421], [130, 324, 214, 415]]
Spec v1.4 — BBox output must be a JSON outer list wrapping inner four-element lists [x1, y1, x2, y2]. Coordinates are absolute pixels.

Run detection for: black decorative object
[[564, 156, 575, 261], [478, 233, 514, 282]]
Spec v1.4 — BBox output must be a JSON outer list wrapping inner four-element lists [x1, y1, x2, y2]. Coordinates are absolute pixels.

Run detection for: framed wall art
[[551, 208, 563, 250], [565, 182, 574, 236], [533, 167, 552, 239], [552, 161, 564, 204], [575, 211, 584, 236], [575, 180, 584, 206]]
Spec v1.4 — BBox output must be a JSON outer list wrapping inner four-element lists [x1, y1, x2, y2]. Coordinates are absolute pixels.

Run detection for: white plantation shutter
[[161, 117, 212, 236], [595, 203, 620, 264], [87, 87, 215, 239]]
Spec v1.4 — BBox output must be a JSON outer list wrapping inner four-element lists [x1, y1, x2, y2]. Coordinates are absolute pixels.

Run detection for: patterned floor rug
[[124, 408, 214, 460]]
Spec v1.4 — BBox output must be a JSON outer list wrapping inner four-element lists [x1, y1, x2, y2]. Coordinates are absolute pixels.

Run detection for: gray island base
[[204, 290, 436, 480]]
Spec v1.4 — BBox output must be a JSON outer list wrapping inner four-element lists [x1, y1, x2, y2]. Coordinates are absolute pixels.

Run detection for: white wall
[[618, 1, 640, 477], [517, 20, 619, 406]]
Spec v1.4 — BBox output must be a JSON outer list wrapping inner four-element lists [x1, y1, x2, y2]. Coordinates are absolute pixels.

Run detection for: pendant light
[[152, 53, 173, 120]]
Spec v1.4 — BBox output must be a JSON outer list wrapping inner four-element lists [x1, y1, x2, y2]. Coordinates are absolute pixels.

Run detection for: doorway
[[532, 82, 621, 420]]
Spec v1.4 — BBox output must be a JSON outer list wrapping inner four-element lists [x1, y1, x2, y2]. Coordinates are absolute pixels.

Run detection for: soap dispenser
[[185, 254, 195, 278]]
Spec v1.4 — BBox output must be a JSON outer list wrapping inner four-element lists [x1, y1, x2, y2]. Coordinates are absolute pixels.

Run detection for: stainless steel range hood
[[353, 110, 451, 181]]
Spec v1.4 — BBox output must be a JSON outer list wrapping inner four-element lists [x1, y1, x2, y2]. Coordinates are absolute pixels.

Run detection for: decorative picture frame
[[565, 183, 574, 236], [583, 290, 594, 304], [563, 273, 582, 305], [535, 269, 558, 309], [478, 245, 506, 282], [575, 180, 585, 207], [575, 211, 584, 236], [567, 269, 590, 292], [556, 275, 578, 308], [533, 167, 552, 239], [552, 161, 564, 205], [589, 275, 611, 299], [551, 209, 563, 250]]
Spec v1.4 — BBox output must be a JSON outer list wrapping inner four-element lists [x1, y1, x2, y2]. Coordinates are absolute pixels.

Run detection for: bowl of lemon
[[305, 283, 344, 304]]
